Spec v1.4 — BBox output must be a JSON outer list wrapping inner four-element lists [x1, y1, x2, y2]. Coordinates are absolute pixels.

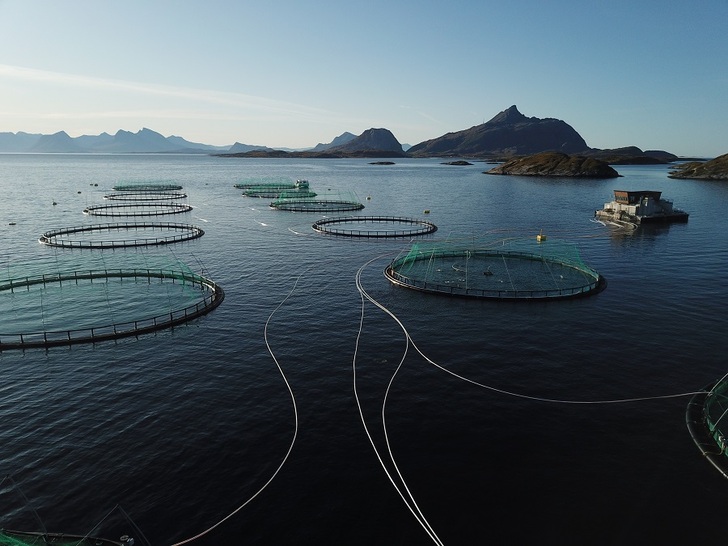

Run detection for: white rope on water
[[168, 273, 302, 546], [501, 254, 516, 292], [353, 255, 445, 546], [358, 254, 708, 407]]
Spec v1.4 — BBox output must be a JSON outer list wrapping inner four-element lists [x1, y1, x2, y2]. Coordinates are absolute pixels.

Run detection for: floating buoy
[[9, 222, 16, 226], [423, 209, 430, 214], [536, 229, 546, 242], [366, 195, 371, 200], [52, 201, 57, 206], [77, 191, 82, 194]]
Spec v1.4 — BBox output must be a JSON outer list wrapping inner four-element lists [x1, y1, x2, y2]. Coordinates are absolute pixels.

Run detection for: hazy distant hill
[[227, 142, 276, 154], [0, 128, 233, 153], [309, 132, 357, 152], [582, 146, 678, 164], [217, 128, 407, 158], [407, 105, 589, 158], [30, 131, 86, 153], [0, 131, 43, 152]]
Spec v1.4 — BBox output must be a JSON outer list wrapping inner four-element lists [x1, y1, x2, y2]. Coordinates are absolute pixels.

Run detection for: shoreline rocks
[[668, 153, 728, 180]]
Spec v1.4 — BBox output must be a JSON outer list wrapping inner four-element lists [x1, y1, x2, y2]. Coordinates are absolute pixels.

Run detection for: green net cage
[[687, 377, 728, 479], [385, 235, 605, 300], [270, 188, 364, 212], [234, 177, 306, 190], [104, 191, 187, 201], [0, 253, 223, 350], [113, 182, 183, 192]]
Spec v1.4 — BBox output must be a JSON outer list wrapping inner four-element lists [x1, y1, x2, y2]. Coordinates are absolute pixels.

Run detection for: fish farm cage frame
[[686, 379, 728, 479], [384, 238, 606, 300], [113, 183, 183, 192], [270, 198, 365, 212], [243, 188, 317, 199], [0, 268, 224, 350], [83, 203, 193, 217], [234, 178, 309, 190], [39, 222, 205, 249], [312, 216, 438, 238], [104, 191, 188, 201]]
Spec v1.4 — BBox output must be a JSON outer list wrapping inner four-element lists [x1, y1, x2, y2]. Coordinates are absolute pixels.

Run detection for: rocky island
[[484, 152, 620, 178], [667, 153, 728, 180]]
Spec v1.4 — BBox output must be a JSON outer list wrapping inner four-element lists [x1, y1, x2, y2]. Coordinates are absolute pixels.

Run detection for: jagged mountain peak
[[408, 106, 589, 157], [486, 105, 528, 125]]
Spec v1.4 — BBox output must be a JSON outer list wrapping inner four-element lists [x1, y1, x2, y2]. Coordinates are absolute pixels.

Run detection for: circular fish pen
[[385, 237, 605, 300], [104, 191, 188, 201], [84, 203, 193, 217], [0, 268, 224, 350], [686, 378, 728, 479], [271, 195, 364, 212], [234, 177, 308, 190], [312, 216, 438, 238], [113, 183, 183, 191], [39, 222, 205, 249], [243, 188, 317, 199]]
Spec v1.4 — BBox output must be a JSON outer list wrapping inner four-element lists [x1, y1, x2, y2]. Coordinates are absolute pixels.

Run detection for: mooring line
[[353, 254, 445, 546], [169, 272, 303, 545], [358, 254, 707, 406]]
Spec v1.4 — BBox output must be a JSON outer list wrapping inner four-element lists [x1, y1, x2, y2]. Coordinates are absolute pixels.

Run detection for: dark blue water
[[0, 154, 727, 545]]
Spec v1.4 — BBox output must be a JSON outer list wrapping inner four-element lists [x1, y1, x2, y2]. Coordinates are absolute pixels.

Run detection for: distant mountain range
[[0, 106, 683, 162], [0, 128, 234, 154]]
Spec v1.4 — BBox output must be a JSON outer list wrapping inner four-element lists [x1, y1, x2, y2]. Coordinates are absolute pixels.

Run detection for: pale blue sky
[[0, 0, 726, 156]]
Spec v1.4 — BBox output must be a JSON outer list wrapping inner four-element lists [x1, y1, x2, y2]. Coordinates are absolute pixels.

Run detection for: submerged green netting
[[270, 189, 364, 212], [386, 236, 604, 299], [0, 530, 88, 546], [0, 253, 222, 349], [234, 176, 300, 190], [703, 380, 728, 453], [113, 182, 182, 191], [244, 188, 317, 198], [0, 530, 126, 546]]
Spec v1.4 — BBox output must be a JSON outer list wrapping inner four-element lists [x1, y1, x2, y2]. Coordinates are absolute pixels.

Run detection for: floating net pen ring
[[39, 222, 205, 249], [384, 245, 606, 300], [243, 189, 317, 199], [113, 183, 183, 191], [270, 199, 364, 212], [84, 203, 193, 217], [0, 269, 224, 350], [686, 378, 728, 479], [312, 216, 438, 238], [104, 191, 188, 201]]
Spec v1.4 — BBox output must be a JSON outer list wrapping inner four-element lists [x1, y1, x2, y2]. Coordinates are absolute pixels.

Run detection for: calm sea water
[[0, 154, 727, 545]]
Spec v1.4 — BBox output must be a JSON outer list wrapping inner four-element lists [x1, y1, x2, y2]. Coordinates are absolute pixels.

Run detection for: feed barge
[[595, 190, 689, 225]]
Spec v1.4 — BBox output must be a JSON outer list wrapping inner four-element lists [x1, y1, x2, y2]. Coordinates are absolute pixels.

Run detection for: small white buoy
[[536, 229, 546, 242]]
